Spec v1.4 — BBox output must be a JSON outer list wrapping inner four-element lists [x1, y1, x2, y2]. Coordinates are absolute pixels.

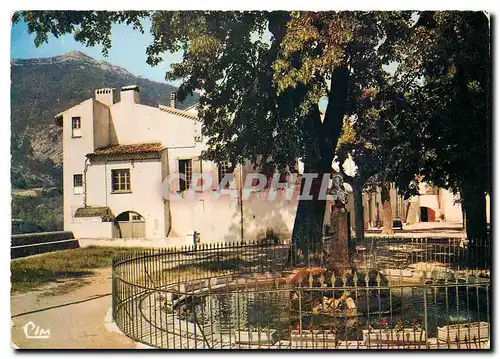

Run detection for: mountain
[[11, 51, 199, 188]]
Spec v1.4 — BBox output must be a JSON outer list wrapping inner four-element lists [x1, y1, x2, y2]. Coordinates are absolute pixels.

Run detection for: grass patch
[[11, 246, 147, 293]]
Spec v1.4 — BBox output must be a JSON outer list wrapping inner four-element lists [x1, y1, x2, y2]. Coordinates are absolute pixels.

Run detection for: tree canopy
[[389, 11, 490, 245]]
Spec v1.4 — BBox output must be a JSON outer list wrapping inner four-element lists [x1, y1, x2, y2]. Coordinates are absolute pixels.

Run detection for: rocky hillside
[[11, 51, 199, 188]]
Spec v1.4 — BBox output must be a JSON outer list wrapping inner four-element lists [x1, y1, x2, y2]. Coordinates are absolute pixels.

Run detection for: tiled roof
[[87, 142, 163, 162], [74, 207, 114, 221], [158, 105, 199, 120]]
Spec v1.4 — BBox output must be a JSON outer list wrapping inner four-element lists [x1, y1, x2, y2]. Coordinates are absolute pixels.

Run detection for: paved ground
[[11, 268, 140, 349], [78, 236, 189, 249], [366, 221, 467, 238]]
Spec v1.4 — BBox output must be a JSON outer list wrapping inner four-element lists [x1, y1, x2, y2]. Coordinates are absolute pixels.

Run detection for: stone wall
[[11, 231, 79, 259]]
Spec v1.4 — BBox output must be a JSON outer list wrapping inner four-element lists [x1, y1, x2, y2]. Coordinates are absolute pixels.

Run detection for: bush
[[12, 177, 27, 189], [11, 191, 63, 234]]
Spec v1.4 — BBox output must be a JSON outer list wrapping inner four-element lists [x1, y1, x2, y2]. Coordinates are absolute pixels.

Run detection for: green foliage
[[148, 11, 307, 169], [403, 11, 489, 194], [386, 11, 490, 241], [11, 191, 63, 234], [12, 177, 27, 189]]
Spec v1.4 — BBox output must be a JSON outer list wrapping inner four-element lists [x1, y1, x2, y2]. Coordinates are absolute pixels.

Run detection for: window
[[73, 174, 83, 187], [112, 169, 131, 192], [131, 214, 143, 221], [72, 117, 81, 137], [116, 212, 143, 222], [178, 159, 192, 191], [115, 212, 129, 221], [218, 161, 232, 188], [73, 174, 83, 194]]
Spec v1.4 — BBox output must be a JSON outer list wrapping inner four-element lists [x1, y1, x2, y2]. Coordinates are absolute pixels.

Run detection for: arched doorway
[[420, 206, 436, 222], [114, 211, 145, 238]]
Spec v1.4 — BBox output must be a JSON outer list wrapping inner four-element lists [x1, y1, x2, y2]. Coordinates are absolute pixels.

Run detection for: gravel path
[[11, 268, 140, 349]]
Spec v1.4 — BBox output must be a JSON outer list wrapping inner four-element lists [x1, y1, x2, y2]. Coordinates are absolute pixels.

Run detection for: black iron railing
[[112, 239, 490, 349]]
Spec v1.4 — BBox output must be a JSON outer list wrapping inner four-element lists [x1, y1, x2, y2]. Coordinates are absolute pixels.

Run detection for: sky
[[11, 18, 184, 86]]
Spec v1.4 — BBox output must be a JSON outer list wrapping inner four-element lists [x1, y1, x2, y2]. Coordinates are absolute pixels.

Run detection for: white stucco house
[[56, 85, 336, 244]]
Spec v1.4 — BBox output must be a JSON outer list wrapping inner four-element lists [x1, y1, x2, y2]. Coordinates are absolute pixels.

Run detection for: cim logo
[[22, 321, 50, 339]]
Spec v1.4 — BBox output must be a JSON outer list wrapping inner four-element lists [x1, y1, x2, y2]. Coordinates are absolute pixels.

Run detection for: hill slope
[[11, 51, 199, 188]]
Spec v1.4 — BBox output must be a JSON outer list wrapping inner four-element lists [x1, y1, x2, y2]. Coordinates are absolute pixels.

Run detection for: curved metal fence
[[112, 240, 490, 349]]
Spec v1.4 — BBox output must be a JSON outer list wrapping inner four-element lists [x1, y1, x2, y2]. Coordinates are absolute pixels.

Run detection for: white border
[[1, 2, 498, 357]]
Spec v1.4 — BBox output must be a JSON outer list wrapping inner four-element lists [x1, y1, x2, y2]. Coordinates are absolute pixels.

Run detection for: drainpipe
[[104, 160, 108, 208], [83, 157, 90, 207]]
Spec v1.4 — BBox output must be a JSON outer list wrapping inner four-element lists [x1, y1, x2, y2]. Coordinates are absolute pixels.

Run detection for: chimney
[[170, 93, 177, 108], [120, 85, 140, 104], [95, 88, 115, 107]]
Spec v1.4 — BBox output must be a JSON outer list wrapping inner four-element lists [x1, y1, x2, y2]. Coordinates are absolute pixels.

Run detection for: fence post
[[298, 289, 303, 348], [111, 257, 116, 320], [423, 283, 429, 349]]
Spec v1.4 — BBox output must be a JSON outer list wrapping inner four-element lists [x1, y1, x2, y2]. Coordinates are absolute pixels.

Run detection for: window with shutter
[[192, 157, 203, 189], [178, 159, 192, 191]]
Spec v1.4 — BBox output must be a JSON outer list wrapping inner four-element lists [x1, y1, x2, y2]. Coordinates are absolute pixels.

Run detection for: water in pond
[[183, 283, 489, 341]]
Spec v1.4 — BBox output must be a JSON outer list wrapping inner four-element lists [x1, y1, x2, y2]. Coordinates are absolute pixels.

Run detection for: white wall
[[243, 188, 299, 242], [92, 100, 110, 149], [83, 159, 165, 239], [70, 218, 113, 238], [109, 101, 199, 148], [61, 99, 96, 229], [168, 191, 241, 243], [419, 194, 441, 218], [440, 189, 463, 222], [168, 184, 310, 244]]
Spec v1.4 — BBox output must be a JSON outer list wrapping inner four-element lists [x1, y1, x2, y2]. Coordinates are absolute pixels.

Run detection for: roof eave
[[54, 98, 94, 127], [86, 151, 162, 163], [158, 104, 200, 121]]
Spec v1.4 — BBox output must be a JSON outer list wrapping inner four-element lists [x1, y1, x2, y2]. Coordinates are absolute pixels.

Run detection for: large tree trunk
[[290, 168, 328, 263], [352, 183, 365, 241], [380, 182, 394, 235], [290, 64, 349, 262], [461, 182, 488, 268], [462, 186, 487, 242]]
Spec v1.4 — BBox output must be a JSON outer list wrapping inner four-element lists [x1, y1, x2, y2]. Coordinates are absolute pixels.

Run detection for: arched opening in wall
[[114, 211, 146, 238], [419, 207, 436, 222]]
